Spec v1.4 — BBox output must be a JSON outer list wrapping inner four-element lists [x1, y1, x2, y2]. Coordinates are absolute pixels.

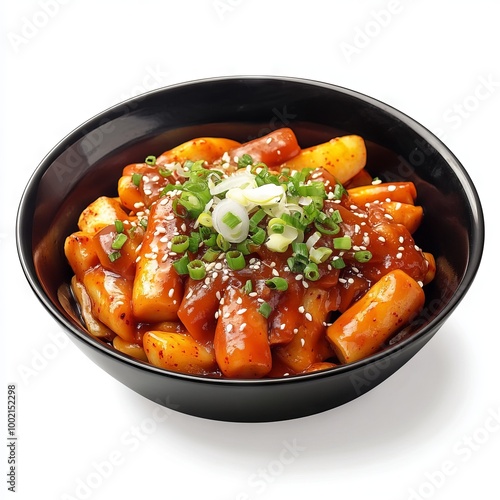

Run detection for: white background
[[2, 1, 499, 499]]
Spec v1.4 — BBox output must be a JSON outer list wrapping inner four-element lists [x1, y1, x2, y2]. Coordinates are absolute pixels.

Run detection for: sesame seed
[[144, 189, 152, 196], [399, 236, 404, 243], [372, 179, 382, 185], [305, 312, 313, 321], [240, 323, 247, 331], [248, 292, 258, 297], [388, 184, 396, 192], [236, 297, 243, 305], [339, 278, 347, 284], [298, 306, 305, 314], [226, 324, 233, 333], [280, 324, 286, 330], [185, 289, 193, 300], [295, 274, 303, 281], [272, 269, 279, 277], [347, 278, 354, 284], [266, 137, 273, 144], [237, 308, 247, 315], [300, 338, 305, 347], [293, 328, 299, 334], [378, 236, 386, 243], [223, 312, 230, 319], [396, 252, 403, 259], [398, 246, 405, 251], [168, 288, 174, 298], [384, 213, 393, 220], [302, 281, 309, 289]]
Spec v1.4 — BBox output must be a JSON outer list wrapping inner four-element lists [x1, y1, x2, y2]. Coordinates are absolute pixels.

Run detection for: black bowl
[[16, 76, 484, 422]]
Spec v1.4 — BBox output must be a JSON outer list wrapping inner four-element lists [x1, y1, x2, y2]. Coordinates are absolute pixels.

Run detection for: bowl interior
[[18, 76, 484, 378]]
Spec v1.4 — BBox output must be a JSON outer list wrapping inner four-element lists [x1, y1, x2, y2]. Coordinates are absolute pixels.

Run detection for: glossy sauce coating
[[65, 129, 434, 378]]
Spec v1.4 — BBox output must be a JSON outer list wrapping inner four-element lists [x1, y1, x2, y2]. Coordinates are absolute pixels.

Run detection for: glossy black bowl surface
[[16, 76, 484, 422]]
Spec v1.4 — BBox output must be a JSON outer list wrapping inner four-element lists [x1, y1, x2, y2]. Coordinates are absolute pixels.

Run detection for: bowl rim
[[16, 74, 485, 385]]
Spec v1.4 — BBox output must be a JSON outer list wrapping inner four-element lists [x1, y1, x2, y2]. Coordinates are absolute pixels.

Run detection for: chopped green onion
[[236, 240, 252, 255], [170, 235, 190, 253], [268, 216, 285, 234], [145, 155, 157, 165], [158, 167, 172, 177], [314, 219, 340, 235], [222, 211, 242, 229], [331, 209, 343, 224], [139, 218, 148, 229], [187, 260, 206, 280], [132, 173, 142, 186], [108, 251, 121, 262], [249, 209, 266, 229], [216, 234, 231, 252], [111, 233, 128, 250], [304, 261, 320, 281], [203, 233, 217, 248], [258, 302, 272, 319], [265, 277, 289, 291], [173, 253, 190, 275], [242, 279, 253, 294], [225, 250, 246, 271], [237, 153, 254, 169], [188, 232, 202, 253], [282, 213, 307, 232], [202, 248, 221, 262], [309, 247, 333, 264], [333, 236, 352, 250], [287, 256, 306, 273], [114, 219, 124, 233], [354, 250, 373, 263], [250, 227, 266, 245], [197, 212, 213, 227], [333, 182, 347, 200], [296, 182, 325, 198], [331, 256, 346, 269], [292, 242, 309, 263]]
